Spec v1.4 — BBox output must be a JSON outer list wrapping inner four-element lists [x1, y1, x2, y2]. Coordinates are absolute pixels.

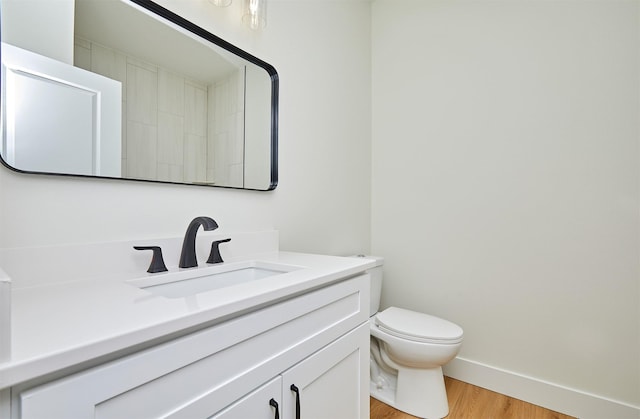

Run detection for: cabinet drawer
[[19, 274, 368, 418], [210, 376, 281, 419]]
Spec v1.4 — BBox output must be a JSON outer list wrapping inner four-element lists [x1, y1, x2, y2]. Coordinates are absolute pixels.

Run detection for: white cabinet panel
[[211, 377, 282, 419], [283, 323, 370, 419]]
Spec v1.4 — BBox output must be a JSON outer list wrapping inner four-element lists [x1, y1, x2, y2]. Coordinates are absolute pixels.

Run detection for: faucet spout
[[179, 216, 219, 268]]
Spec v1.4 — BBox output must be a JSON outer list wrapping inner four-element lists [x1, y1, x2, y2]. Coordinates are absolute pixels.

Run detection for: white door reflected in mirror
[[1, 43, 121, 177]]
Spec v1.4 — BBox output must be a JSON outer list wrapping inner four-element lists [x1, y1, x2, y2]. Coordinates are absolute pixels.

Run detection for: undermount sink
[[127, 261, 302, 298]]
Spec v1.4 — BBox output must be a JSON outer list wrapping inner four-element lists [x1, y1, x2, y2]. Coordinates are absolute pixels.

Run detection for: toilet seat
[[375, 307, 463, 344]]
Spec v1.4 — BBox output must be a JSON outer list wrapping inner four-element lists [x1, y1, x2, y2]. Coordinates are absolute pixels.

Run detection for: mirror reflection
[[0, 0, 278, 190]]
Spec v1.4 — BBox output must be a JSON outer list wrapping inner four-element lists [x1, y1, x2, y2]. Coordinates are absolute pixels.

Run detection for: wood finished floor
[[370, 377, 575, 419]]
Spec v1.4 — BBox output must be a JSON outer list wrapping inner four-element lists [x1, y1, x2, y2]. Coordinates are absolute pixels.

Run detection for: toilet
[[355, 255, 463, 419]]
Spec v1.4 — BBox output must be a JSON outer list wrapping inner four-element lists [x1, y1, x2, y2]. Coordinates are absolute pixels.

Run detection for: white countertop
[[0, 251, 375, 389]]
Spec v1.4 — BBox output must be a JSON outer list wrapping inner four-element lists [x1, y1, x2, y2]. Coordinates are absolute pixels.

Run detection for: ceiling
[[74, 0, 242, 83]]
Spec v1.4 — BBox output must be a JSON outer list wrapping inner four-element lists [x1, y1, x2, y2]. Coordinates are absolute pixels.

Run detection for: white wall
[[0, 0, 74, 64], [371, 0, 639, 414], [0, 0, 372, 257]]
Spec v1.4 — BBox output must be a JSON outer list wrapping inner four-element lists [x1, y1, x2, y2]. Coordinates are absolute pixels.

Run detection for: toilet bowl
[[353, 255, 463, 419]]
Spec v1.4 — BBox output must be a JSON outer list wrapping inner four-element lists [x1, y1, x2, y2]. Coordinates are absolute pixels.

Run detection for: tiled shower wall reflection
[[74, 37, 244, 187]]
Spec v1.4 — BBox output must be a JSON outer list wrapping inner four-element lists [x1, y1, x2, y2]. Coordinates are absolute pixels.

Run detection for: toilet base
[[370, 363, 398, 407], [370, 360, 449, 419]]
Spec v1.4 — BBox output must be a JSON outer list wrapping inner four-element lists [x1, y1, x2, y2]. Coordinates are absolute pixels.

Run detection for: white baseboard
[[443, 357, 640, 419]]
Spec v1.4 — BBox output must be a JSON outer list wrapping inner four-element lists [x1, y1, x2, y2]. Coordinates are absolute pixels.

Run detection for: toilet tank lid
[[376, 307, 463, 342], [349, 255, 384, 267]]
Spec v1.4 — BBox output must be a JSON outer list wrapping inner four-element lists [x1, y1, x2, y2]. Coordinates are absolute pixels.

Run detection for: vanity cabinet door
[[211, 377, 282, 419], [211, 322, 370, 419], [282, 322, 370, 419]]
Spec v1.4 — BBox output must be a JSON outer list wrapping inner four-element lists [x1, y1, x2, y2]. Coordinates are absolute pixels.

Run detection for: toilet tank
[[350, 255, 384, 316]]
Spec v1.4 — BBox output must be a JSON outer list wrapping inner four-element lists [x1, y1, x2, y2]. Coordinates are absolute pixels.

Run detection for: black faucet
[[179, 216, 219, 268]]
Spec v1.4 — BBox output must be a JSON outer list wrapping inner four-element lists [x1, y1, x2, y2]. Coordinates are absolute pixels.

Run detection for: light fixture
[[242, 0, 267, 30], [209, 0, 267, 30], [209, 0, 232, 6]]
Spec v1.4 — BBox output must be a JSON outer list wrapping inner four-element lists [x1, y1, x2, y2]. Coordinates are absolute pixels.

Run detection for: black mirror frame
[[0, 0, 279, 191]]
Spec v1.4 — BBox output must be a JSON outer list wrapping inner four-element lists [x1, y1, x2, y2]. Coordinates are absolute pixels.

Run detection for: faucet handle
[[206, 238, 231, 264], [134, 246, 168, 273]]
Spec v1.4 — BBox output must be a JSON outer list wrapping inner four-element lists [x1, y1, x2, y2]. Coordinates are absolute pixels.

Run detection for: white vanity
[[0, 231, 374, 418]]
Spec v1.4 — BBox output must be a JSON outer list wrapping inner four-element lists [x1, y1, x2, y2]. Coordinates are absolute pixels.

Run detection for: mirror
[[0, 0, 278, 190]]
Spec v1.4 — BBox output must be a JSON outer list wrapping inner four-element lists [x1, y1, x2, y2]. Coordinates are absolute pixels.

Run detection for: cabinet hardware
[[290, 384, 300, 419], [269, 398, 280, 419]]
